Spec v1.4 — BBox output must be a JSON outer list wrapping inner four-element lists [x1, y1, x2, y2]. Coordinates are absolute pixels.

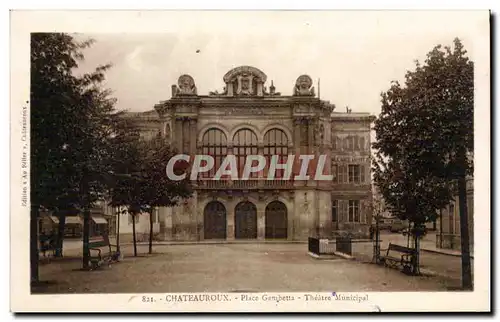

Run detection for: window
[[332, 200, 338, 222], [347, 164, 365, 183], [449, 203, 455, 216], [153, 208, 159, 223], [348, 165, 360, 183], [233, 129, 258, 178], [348, 200, 360, 222], [128, 213, 139, 225], [343, 137, 349, 150], [264, 129, 289, 179], [332, 164, 338, 183], [333, 136, 342, 150], [343, 136, 366, 151], [359, 136, 365, 151], [337, 164, 347, 183], [201, 128, 227, 179], [345, 136, 355, 151], [448, 203, 456, 234]]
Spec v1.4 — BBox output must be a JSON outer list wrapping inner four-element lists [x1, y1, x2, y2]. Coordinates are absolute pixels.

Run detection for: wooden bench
[[380, 243, 416, 274], [39, 233, 57, 258], [88, 234, 120, 270]]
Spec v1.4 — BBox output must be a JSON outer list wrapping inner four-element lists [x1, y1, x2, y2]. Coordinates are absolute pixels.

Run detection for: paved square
[[34, 243, 460, 293]]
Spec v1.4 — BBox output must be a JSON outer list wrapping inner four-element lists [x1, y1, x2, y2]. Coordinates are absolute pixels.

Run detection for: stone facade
[[126, 66, 374, 241], [436, 176, 474, 250], [39, 201, 115, 238]]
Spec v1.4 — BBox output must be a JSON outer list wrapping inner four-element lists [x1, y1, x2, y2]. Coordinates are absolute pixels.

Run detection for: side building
[[436, 176, 474, 250]]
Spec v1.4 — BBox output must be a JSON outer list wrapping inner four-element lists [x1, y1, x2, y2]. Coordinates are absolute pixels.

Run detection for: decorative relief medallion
[[173, 74, 198, 96], [178, 74, 197, 95], [294, 75, 315, 96]]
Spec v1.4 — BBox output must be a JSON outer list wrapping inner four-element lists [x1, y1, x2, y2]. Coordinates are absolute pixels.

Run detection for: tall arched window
[[264, 129, 289, 179], [233, 129, 258, 178], [202, 128, 227, 178]]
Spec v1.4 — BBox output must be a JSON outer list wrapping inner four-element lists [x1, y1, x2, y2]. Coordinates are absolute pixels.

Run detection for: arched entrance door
[[203, 201, 227, 239], [235, 201, 257, 239], [265, 201, 288, 239]]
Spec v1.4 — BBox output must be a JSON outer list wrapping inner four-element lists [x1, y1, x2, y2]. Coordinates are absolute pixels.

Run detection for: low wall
[[436, 234, 473, 251]]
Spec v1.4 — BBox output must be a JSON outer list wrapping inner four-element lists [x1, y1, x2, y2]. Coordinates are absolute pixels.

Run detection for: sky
[[73, 11, 486, 116]]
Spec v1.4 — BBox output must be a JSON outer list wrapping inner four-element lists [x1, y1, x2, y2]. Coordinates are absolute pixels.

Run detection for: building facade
[[436, 176, 474, 250], [39, 201, 114, 238], [126, 66, 374, 241]]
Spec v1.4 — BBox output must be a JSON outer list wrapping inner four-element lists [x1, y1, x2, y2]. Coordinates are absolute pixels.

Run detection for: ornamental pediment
[[168, 67, 321, 100], [223, 66, 267, 84], [210, 65, 281, 97]]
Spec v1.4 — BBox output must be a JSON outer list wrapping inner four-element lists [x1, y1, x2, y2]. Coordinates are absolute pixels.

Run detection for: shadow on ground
[[30, 243, 466, 294]]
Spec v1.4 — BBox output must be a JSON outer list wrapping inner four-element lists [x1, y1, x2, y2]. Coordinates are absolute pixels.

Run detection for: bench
[[380, 243, 416, 274], [39, 233, 57, 258], [88, 234, 121, 270]]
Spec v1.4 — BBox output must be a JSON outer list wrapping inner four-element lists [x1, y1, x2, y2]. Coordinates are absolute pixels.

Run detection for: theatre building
[[122, 66, 374, 241]]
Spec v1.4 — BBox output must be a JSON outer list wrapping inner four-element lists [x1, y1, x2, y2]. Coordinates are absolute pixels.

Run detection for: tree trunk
[[439, 209, 443, 248], [458, 173, 472, 290], [30, 205, 40, 284], [132, 214, 137, 257], [407, 222, 412, 249], [55, 211, 66, 257], [82, 206, 90, 269], [412, 229, 420, 275], [149, 209, 154, 254]]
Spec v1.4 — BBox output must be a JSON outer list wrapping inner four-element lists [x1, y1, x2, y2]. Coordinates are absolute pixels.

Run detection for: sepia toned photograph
[[10, 10, 490, 312]]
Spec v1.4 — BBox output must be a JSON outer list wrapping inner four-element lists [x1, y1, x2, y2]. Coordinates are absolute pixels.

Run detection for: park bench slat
[[380, 243, 416, 274], [88, 233, 120, 270]]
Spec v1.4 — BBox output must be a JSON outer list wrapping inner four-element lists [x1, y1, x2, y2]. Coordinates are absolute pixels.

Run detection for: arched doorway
[[235, 201, 257, 239], [265, 201, 288, 239], [203, 201, 227, 239]]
